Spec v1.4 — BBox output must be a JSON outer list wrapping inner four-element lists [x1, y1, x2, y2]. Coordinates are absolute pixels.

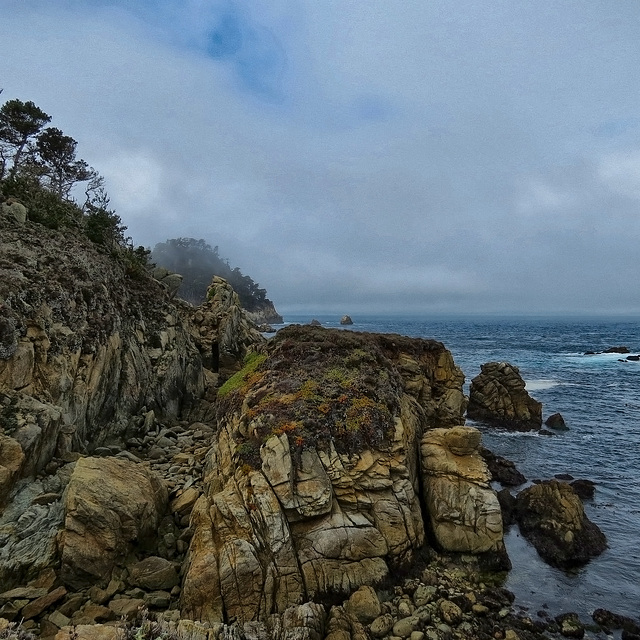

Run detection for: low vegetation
[[0, 95, 151, 274], [219, 326, 404, 466]]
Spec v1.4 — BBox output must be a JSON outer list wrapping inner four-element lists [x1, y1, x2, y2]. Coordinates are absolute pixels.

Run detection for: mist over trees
[[152, 238, 271, 311]]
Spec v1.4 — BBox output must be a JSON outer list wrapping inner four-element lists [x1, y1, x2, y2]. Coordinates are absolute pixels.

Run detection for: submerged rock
[[467, 361, 542, 431]]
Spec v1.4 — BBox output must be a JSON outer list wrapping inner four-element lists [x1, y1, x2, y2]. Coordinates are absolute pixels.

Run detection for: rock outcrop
[[467, 362, 542, 431], [515, 480, 607, 568], [189, 277, 265, 380], [181, 326, 492, 624], [340, 316, 354, 325], [421, 426, 507, 565], [60, 457, 168, 589]]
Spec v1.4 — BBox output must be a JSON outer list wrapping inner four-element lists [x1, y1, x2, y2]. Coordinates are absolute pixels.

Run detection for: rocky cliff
[[181, 326, 510, 625], [0, 207, 532, 639]]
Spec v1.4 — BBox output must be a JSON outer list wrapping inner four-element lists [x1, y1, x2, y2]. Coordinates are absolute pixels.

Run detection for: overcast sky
[[2, 1, 640, 316]]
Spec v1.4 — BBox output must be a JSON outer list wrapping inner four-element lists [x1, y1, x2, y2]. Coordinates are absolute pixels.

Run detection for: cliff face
[[0, 208, 204, 480]]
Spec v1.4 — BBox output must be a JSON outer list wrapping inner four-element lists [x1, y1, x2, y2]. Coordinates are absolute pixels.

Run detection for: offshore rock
[[60, 457, 168, 589], [421, 426, 506, 559], [515, 479, 607, 568], [467, 362, 542, 431], [340, 316, 354, 325], [182, 326, 469, 624]]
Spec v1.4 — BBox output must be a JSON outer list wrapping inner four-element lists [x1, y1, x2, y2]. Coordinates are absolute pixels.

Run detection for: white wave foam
[[525, 379, 560, 391]]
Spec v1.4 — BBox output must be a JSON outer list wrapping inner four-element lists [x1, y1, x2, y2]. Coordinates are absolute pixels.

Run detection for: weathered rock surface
[[189, 276, 265, 378], [515, 479, 607, 568], [60, 457, 167, 589], [182, 326, 470, 624], [467, 362, 542, 431], [421, 426, 506, 562], [0, 216, 204, 484], [340, 316, 354, 325]]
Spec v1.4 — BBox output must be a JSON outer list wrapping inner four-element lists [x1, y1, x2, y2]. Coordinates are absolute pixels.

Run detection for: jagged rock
[[309, 319, 322, 326], [479, 446, 526, 487], [0, 220, 205, 479], [60, 457, 168, 589], [421, 426, 506, 560], [467, 362, 542, 431], [340, 316, 354, 325], [545, 413, 568, 430], [189, 276, 265, 377], [182, 327, 468, 624], [515, 480, 607, 568]]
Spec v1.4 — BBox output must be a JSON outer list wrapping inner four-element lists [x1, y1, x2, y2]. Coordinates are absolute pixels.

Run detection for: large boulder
[[182, 326, 469, 624], [421, 426, 506, 562], [60, 457, 168, 589], [515, 479, 607, 568], [467, 362, 542, 430]]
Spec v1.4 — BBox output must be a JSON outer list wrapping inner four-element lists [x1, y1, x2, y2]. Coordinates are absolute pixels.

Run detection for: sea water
[[278, 315, 640, 620]]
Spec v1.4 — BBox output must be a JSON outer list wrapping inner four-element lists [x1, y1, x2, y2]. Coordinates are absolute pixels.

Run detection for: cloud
[[2, 0, 640, 315]]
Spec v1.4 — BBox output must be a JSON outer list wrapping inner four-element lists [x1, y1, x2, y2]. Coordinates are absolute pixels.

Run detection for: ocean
[[277, 315, 640, 621]]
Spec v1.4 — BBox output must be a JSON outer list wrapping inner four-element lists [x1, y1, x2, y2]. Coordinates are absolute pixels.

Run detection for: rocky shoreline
[[1, 207, 638, 640]]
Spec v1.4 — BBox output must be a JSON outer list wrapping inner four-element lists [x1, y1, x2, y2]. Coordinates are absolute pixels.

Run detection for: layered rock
[[467, 362, 542, 431], [181, 326, 476, 624], [421, 426, 507, 564], [515, 479, 607, 568], [0, 213, 204, 489]]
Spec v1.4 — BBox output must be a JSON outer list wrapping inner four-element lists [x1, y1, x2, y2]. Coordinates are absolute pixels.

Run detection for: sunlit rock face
[[181, 326, 489, 624]]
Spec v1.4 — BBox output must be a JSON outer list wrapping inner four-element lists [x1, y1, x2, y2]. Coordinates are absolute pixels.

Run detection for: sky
[[2, 0, 640, 316]]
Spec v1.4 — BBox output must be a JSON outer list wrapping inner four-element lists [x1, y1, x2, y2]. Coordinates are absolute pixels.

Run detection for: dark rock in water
[[604, 346, 630, 354], [626, 354, 640, 361], [554, 473, 574, 481], [467, 361, 542, 431], [571, 479, 596, 500], [592, 608, 640, 635], [496, 488, 517, 527], [584, 351, 596, 355], [479, 446, 526, 486], [340, 315, 354, 325], [539, 429, 555, 436], [515, 480, 607, 569], [309, 318, 322, 326], [545, 412, 568, 430]]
